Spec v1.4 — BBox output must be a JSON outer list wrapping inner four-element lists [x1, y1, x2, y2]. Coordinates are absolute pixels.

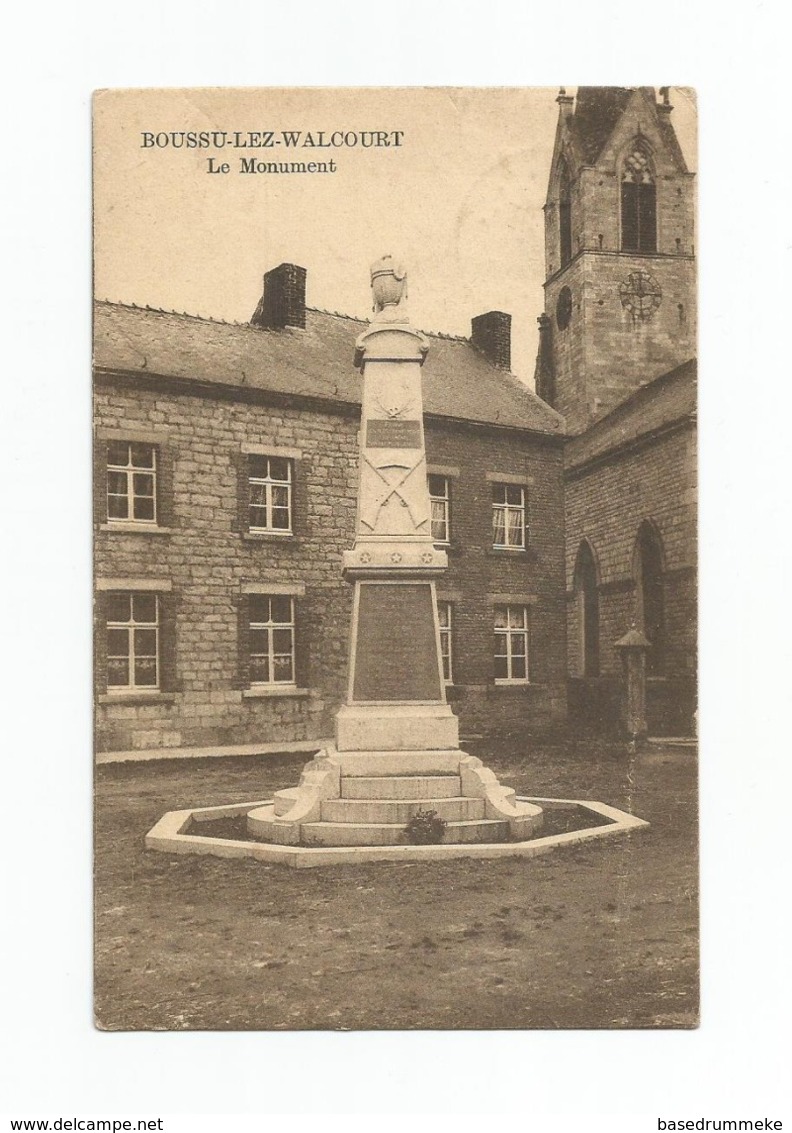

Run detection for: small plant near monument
[[403, 809, 447, 845]]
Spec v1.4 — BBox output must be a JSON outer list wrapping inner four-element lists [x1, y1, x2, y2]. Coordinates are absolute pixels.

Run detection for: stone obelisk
[[335, 256, 458, 756], [243, 259, 543, 848]]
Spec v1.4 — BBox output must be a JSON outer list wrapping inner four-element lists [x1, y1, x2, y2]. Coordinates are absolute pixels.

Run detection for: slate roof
[[571, 87, 634, 163], [569, 87, 689, 173], [93, 301, 566, 437], [656, 109, 690, 173], [565, 359, 697, 470]]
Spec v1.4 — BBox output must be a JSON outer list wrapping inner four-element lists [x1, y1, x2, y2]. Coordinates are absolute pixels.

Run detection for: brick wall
[[95, 378, 568, 752], [425, 420, 568, 739]]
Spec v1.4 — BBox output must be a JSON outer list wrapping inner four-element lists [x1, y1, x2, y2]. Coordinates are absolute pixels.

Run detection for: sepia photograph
[[92, 85, 698, 1032]]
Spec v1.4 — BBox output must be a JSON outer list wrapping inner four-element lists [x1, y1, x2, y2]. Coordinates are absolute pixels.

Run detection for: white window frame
[[106, 592, 160, 691], [249, 455, 294, 535], [428, 474, 451, 544], [492, 483, 526, 549], [249, 595, 296, 687], [107, 441, 157, 525], [494, 604, 530, 684], [437, 600, 453, 685]]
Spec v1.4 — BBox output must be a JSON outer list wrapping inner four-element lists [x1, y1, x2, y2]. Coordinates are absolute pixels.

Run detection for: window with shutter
[[492, 483, 526, 549], [437, 601, 453, 684], [427, 475, 451, 544], [248, 595, 296, 686], [493, 605, 530, 684], [248, 456, 294, 534], [106, 441, 158, 524], [105, 591, 160, 690]]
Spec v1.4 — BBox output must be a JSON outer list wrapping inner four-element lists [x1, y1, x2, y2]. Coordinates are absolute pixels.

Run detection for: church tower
[[535, 87, 696, 434]]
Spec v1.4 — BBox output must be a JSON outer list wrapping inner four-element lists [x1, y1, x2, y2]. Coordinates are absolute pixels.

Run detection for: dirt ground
[[94, 738, 698, 1030]]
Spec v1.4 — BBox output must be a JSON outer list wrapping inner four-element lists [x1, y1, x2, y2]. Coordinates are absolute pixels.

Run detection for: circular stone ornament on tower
[[619, 270, 662, 321]]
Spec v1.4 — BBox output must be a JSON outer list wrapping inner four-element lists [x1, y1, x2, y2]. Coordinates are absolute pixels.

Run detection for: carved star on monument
[[390, 552, 403, 563]]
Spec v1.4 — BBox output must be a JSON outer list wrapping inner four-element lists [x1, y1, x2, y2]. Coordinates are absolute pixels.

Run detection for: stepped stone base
[[321, 795, 485, 823], [302, 817, 511, 847], [245, 746, 544, 848], [342, 774, 462, 799]]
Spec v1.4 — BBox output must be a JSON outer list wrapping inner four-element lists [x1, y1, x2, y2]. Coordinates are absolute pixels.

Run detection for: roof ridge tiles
[[95, 299, 246, 326], [97, 298, 475, 345], [306, 305, 468, 341], [306, 305, 368, 323]]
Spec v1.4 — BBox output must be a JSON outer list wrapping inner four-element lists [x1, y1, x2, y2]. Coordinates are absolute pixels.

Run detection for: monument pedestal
[[335, 704, 459, 754]]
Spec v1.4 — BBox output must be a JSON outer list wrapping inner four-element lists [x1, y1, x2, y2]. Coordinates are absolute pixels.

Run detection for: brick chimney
[[471, 311, 511, 371], [251, 262, 306, 329]]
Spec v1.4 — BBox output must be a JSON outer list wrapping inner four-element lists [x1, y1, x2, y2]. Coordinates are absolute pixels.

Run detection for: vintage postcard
[[93, 86, 697, 1031]]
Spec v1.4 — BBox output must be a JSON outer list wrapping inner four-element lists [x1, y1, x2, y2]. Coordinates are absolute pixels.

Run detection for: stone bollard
[[614, 626, 652, 746]]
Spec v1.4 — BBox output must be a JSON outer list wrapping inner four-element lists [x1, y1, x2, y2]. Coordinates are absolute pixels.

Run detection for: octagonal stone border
[[144, 796, 649, 868]]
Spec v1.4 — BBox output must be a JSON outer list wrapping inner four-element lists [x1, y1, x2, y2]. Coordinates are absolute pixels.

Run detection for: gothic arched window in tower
[[558, 159, 573, 267], [621, 140, 657, 253]]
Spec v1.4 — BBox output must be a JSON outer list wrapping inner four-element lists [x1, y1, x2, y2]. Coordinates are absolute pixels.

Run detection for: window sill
[[488, 545, 528, 556], [99, 523, 173, 535], [436, 541, 464, 557], [493, 680, 531, 690], [99, 691, 176, 706], [243, 686, 310, 699], [241, 531, 301, 545]]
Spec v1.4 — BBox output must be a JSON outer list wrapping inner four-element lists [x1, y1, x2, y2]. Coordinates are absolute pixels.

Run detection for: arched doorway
[[634, 521, 665, 675]]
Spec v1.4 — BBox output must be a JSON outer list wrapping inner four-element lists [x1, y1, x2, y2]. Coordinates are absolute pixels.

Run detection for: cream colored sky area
[[94, 86, 697, 384]]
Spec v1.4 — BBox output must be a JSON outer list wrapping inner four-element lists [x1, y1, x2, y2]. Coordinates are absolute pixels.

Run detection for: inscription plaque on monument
[[352, 583, 442, 702], [366, 419, 422, 448]]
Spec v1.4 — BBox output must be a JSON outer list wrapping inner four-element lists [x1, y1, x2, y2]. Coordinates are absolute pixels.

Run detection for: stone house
[[93, 265, 568, 755]]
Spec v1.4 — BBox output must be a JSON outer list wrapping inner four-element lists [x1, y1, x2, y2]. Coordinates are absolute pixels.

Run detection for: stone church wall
[[564, 423, 697, 734]]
